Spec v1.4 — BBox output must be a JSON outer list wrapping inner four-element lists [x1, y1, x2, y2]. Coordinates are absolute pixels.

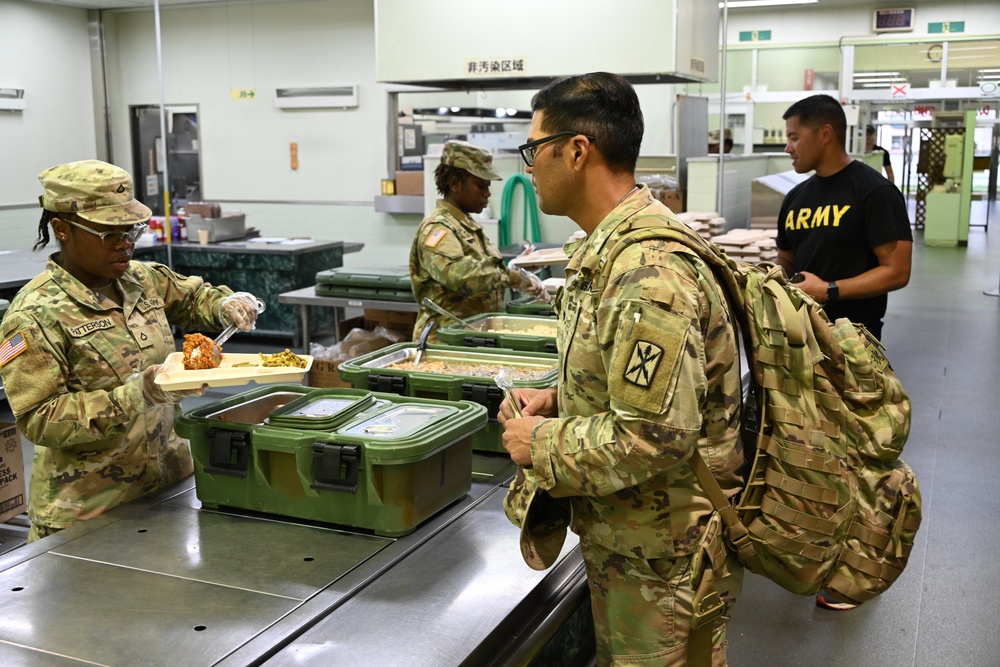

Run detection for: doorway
[[130, 105, 202, 216]]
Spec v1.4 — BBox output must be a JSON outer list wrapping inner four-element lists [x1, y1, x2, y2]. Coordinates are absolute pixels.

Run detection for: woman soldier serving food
[[0, 160, 261, 542]]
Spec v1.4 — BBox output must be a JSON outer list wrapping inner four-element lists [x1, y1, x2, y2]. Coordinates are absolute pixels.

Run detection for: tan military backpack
[[592, 216, 921, 606]]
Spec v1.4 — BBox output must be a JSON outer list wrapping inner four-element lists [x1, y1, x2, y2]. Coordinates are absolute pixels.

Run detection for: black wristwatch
[[826, 281, 839, 303]]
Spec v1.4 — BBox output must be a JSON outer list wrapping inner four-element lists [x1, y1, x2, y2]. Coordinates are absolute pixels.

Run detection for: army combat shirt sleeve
[[527, 189, 744, 559]]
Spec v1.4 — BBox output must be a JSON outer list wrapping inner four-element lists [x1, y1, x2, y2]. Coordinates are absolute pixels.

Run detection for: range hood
[[375, 0, 719, 90]]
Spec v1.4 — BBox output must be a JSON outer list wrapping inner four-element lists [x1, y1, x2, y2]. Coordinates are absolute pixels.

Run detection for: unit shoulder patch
[[624, 340, 663, 388]]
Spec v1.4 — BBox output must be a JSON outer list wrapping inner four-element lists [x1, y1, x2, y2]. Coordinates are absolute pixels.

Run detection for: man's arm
[[885, 163, 896, 184], [776, 248, 795, 277], [790, 239, 912, 303]]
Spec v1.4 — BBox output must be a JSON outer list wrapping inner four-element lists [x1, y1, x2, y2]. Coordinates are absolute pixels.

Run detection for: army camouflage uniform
[[0, 258, 233, 537], [410, 208, 512, 342], [521, 185, 745, 665]]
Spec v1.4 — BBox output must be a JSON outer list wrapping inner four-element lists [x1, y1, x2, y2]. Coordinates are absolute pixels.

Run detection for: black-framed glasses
[[518, 131, 595, 167], [64, 218, 148, 248]]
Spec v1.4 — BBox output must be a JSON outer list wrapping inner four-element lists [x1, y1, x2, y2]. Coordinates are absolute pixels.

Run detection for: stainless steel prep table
[[278, 286, 420, 351], [0, 457, 593, 666]]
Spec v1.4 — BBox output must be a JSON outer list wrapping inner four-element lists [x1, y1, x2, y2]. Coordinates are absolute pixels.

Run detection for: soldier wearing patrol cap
[[409, 140, 546, 341], [0, 160, 262, 542], [498, 74, 745, 666]]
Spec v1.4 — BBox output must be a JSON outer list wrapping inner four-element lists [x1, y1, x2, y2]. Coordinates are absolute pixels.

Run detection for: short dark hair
[[434, 162, 468, 197], [783, 94, 847, 147], [530, 72, 643, 173]]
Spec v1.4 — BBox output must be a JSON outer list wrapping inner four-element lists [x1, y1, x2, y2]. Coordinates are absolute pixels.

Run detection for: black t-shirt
[[872, 144, 891, 168], [776, 160, 912, 333]]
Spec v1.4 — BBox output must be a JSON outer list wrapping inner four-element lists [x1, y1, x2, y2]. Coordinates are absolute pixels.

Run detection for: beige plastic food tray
[[154, 352, 313, 390], [508, 247, 569, 267]]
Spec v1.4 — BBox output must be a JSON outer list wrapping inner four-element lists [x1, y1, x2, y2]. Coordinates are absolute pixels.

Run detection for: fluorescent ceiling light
[[854, 71, 901, 78], [719, 0, 818, 8], [856, 78, 906, 84]]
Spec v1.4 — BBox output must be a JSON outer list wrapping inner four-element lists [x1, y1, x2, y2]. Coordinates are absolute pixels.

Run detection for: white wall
[[0, 1, 97, 251]]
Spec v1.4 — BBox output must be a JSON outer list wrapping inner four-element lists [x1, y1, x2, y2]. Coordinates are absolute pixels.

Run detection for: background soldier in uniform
[[0, 160, 261, 542], [409, 140, 545, 341], [499, 73, 745, 666]]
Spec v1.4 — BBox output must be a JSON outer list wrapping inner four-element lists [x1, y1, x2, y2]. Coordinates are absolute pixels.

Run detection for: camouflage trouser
[[27, 522, 61, 543], [580, 527, 743, 666]]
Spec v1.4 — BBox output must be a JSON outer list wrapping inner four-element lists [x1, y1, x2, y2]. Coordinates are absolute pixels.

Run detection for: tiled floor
[[1, 203, 998, 665]]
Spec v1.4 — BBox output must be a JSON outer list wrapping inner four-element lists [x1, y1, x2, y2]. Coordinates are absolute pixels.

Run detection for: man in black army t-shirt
[[776, 94, 912, 342]]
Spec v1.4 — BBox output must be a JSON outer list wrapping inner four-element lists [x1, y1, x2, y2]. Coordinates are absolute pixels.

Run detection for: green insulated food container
[[314, 266, 414, 302], [505, 295, 556, 317], [175, 384, 487, 537], [437, 313, 557, 353], [336, 343, 558, 453]]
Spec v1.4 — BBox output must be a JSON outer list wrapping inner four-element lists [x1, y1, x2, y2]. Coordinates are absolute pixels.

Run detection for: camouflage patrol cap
[[506, 468, 571, 571], [708, 129, 733, 143], [38, 160, 151, 226], [441, 140, 502, 181]]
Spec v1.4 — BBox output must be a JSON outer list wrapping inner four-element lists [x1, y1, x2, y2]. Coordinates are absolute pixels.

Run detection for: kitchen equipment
[[175, 384, 487, 536], [414, 321, 437, 367], [505, 295, 556, 318], [437, 313, 557, 353], [421, 297, 470, 329], [337, 343, 558, 453], [314, 266, 414, 302], [191, 297, 266, 367], [494, 369, 521, 418]]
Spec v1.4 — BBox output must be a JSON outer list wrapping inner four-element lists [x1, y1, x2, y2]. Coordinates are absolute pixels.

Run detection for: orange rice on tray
[[182, 333, 220, 370]]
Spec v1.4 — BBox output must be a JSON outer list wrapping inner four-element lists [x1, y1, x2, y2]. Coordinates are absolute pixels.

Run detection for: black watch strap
[[826, 281, 839, 303]]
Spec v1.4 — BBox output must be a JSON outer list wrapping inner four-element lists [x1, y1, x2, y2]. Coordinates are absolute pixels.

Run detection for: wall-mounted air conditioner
[[0, 88, 26, 111], [275, 86, 358, 109]]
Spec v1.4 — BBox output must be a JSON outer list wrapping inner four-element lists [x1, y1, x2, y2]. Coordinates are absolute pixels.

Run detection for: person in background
[[499, 72, 745, 666], [865, 124, 895, 184], [409, 140, 546, 342], [0, 160, 262, 543], [708, 128, 734, 154], [777, 95, 912, 346]]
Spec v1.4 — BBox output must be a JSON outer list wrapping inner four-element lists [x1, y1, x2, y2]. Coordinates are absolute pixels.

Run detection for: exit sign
[[929, 21, 965, 33], [739, 30, 771, 42]]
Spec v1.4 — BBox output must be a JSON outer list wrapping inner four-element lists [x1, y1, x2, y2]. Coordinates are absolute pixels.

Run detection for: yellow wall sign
[[230, 89, 257, 101]]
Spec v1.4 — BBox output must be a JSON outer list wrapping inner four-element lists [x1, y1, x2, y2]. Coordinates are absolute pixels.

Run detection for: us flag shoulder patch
[[425, 227, 448, 248], [0, 332, 27, 367]]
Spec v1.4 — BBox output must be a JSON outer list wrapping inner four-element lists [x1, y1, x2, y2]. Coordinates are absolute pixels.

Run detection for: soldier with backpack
[[776, 94, 913, 342], [498, 72, 745, 666]]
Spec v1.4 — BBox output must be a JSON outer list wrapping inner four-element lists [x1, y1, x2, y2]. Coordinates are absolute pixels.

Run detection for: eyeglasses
[[518, 131, 595, 167], [63, 218, 148, 248]]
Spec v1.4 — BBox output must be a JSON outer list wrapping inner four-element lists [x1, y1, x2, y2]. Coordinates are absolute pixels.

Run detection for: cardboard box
[[0, 423, 27, 524], [658, 189, 685, 213], [338, 316, 366, 340], [364, 308, 417, 339], [394, 170, 424, 196], [308, 359, 352, 389]]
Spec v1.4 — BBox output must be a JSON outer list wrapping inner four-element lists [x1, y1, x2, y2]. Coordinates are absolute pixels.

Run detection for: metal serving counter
[[0, 456, 594, 666], [278, 286, 420, 350]]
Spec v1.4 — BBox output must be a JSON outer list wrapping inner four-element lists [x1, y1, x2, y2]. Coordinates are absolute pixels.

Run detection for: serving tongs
[[191, 298, 266, 367], [495, 368, 522, 418], [421, 297, 473, 329], [414, 321, 437, 367]]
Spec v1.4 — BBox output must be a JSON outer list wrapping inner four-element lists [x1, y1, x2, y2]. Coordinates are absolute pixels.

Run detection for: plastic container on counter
[[175, 384, 486, 537], [437, 312, 557, 353], [335, 343, 558, 454], [505, 295, 556, 318], [314, 266, 414, 302]]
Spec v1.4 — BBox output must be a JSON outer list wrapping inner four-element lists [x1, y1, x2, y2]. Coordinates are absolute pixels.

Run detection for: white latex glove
[[219, 292, 263, 331], [134, 365, 205, 407], [509, 267, 551, 303]]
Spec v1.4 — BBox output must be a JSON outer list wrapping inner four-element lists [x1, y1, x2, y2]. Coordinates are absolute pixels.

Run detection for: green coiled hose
[[498, 173, 541, 247]]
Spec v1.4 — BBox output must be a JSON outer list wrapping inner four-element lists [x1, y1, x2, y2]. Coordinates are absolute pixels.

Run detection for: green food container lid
[[505, 295, 556, 317], [315, 266, 412, 288], [266, 392, 377, 430], [437, 312, 557, 353]]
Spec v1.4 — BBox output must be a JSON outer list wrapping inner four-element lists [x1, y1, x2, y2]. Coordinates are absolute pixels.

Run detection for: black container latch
[[462, 336, 497, 348], [462, 383, 504, 421], [311, 442, 361, 494], [368, 373, 407, 395], [545, 341, 557, 353], [204, 428, 250, 478]]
